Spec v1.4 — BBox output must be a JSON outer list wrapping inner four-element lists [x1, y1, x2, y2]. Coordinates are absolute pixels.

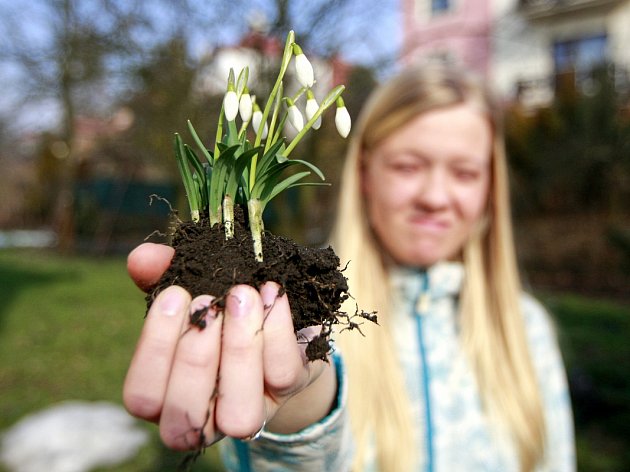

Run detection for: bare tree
[[242, 0, 399, 70], [0, 0, 240, 250], [0, 0, 397, 249]]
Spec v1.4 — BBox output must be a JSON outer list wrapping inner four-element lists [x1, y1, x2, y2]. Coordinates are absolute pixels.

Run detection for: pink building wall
[[401, 0, 493, 78]]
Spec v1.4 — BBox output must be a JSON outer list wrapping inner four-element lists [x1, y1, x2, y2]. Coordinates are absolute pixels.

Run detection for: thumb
[[127, 243, 175, 291]]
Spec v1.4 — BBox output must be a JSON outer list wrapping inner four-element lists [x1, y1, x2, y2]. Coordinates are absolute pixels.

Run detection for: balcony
[[514, 63, 629, 110], [519, 0, 622, 19]]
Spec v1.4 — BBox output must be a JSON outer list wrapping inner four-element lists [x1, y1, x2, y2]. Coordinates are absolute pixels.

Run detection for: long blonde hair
[[330, 66, 545, 471]]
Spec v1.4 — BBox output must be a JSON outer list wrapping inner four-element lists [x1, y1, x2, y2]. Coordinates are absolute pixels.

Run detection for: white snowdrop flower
[[305, 93, 321, 130], [335, 98, 351, 138], [239, 93, 253, 122], [287, 102, 304, 132], [223, 90, 239, 121], [252, 110, 268, 139], [293, 44, 314, 88]]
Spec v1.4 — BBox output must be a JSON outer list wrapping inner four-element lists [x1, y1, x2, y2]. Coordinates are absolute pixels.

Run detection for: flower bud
[[287, 103, 304, 132], [293, 44, 314, 88], [239, 93, 253, 122], [305, 91, 321, 130], [252, 110, 268, 139], [335, 97, 351, 138], [223, 90, 239, 121]]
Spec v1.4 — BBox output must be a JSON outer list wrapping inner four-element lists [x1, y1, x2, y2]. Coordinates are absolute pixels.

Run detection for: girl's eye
[[454, 169, 480, 181], [385, 158, 425, 174], [389, 162, 417, 173]]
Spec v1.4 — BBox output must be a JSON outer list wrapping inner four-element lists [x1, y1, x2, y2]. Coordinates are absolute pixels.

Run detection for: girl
[[124, 65, 575, 471]]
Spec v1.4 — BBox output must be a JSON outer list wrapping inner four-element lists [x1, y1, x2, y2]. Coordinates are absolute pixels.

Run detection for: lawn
[[0, 249, 628, 471], [541, 292, 630, 471], [0, 249, 223, 472]]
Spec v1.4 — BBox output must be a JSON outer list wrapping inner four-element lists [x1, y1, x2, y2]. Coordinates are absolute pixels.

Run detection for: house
[[401, 0, 630, 106], [401, 0, 493, 77], [194, 25, 350, 104]]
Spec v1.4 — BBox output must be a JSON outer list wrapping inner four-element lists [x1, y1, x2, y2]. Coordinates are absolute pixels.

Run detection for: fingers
[[127, 243, 175, 291], [123, 286, 190, 421], [259, 283, 307, 397], [159, 295, 223, 450], [214, 285, 266, 439], [124, 281, 318, 448], [257, 283, 333, 435]]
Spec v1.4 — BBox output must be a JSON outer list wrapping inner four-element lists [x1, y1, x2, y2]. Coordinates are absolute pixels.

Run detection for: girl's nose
[[415, 170, 449, 209]]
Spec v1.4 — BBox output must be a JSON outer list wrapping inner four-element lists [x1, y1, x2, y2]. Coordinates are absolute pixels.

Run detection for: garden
[[0, 248, 628, 471]]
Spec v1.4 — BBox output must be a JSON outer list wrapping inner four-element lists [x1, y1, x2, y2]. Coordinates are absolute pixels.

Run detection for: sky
[[0, 0, 401, 135]]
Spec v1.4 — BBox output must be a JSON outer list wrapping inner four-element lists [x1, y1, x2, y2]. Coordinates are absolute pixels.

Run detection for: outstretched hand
[[123, 243, 337, 450]]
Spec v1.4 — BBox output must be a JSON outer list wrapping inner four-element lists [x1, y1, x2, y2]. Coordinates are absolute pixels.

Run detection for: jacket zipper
[[415, 269, 434, 472]]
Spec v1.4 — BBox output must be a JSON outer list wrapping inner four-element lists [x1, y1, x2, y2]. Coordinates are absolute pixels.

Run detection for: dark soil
[[147, 206, 375, 361]]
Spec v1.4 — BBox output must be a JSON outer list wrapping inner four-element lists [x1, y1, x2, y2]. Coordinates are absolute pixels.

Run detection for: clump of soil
[[147, 206, 375, 361]]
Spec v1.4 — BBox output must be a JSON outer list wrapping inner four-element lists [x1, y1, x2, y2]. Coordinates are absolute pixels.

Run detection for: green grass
[[0, 249, 223, 472], [0, 249, 628, 471], [541, 292, 630, 472]]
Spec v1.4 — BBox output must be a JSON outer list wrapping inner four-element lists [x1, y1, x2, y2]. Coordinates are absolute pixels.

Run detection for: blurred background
[[0, 0, 628, 470]]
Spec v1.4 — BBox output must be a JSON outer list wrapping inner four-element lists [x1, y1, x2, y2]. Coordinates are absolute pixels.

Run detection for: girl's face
[[362, 103, 492, 267]]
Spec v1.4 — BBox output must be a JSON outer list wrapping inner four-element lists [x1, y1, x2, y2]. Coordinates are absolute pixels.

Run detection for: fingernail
[[228, 286, 254, 318], [191, 295, 214, 314], [157, 287, 186, 317], [260, 282, 282, 301]]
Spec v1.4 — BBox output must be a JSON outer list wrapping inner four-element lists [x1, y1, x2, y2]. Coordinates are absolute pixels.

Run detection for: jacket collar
[[389, 261, 464, 303]]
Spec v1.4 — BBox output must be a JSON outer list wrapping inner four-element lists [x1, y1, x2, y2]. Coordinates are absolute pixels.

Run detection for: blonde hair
[[330, 66, 545, 471]]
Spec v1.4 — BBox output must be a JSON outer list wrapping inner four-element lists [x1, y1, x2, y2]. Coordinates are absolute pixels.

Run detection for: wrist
[[267, 356, 338, 434]]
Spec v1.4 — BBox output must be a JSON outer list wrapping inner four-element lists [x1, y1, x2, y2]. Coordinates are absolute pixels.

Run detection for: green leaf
[[239, 166, 250, 202], [191, 172, 204, 207], [252, 150, 327, 203], [255, 140, 285, 179], [187, 120, 213, 163], [236, 67, 249, 95], [184, 145, 205, 184], [216, 142, 241, 159], [286, 158, 325, 180], [225, 146, 261, 199], [174, 133, 199, 217], [209, 153, 230, 219], [261, 171, 312, 205], [251, 162, 290, 200]]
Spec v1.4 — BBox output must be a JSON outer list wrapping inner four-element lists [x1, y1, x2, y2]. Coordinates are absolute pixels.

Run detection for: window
[[553, 34, 607, 74], [431, 0, 451, 14], [553, 34, 608, 94], [414, 0, 452, 19]]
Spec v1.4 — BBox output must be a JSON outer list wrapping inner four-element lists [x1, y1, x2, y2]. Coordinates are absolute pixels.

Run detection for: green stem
[[227, 119, 239, 147], [247, 198, 264, 262], [283, 85, 345, 158], [238, 120, 250, 140], [209, 204, 221, 227], [264, 81, 284, 155], [223, 195, 234, 239], [250, 31, 295, 191], [214, 106, 224, 159]]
